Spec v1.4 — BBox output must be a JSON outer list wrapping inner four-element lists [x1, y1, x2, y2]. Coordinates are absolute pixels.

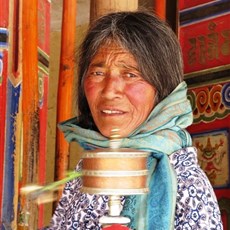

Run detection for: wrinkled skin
[[84, 42, 156, 138]]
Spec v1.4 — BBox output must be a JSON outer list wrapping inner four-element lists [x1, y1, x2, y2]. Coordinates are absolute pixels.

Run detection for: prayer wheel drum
[[81, 148, 150, 195]]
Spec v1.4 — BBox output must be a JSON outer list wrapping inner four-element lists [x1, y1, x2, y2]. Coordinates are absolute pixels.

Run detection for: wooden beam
[[55, 0, 76, 183], [21, 0, 39, 227], [153, 0, 166, 20], [90, 0, 138, 22]]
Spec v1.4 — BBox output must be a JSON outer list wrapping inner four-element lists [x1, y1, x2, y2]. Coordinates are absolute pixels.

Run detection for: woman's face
[[84, 43, 156, 138]]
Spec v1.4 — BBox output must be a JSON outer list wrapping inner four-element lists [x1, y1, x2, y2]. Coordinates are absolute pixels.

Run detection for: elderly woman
[[49, 11, 222, 230]]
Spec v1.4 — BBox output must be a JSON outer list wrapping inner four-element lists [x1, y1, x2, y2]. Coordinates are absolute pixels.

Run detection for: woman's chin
[[99, 127, 130, 139]]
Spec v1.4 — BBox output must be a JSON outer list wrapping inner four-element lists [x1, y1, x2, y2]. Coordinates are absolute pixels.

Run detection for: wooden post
[[55, 0, 76, 184], [37, 0, 50, 227], [153, 0, 166, 20], [21, 0, 39, 228], [90, 0, 138, 22]]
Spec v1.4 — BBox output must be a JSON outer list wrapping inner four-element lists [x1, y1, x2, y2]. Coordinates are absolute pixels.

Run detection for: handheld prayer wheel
[[80, 130, 150, 229], [81, 149, 149, 195]]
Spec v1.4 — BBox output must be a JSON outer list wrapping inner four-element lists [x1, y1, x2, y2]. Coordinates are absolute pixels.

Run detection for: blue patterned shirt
[[47, 147, 223, 230]]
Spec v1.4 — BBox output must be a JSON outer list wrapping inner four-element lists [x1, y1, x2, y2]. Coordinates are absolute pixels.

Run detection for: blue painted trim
[[1, 80, 20, 227], [0, 28, 9, 48], [180, 1, 230, 26]]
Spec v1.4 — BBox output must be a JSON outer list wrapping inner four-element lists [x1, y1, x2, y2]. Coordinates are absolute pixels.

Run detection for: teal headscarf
[[59, 81, 193, 230]]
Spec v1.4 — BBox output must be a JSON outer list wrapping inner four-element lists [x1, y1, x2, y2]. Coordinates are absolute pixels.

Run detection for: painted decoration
[[192, 129, 229, 188], [0, 0, 50, 229], [179, 0, 218, 11], [0, 50, 7, 228], [186, 78, 230, 230], [187, 82, 230, 124], [0, 28, 8, 47], [179, 1, 230, 229], [0, 0, 9, 27], [180, 13, 230, 74], [179, 0, 230, 87], [2, 82, 21, 228]]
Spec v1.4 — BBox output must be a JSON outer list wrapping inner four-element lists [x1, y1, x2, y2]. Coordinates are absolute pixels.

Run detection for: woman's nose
[[101, 75, 124, 99]]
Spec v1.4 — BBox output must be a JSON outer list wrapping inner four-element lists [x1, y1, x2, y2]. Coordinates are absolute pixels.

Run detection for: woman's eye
[[126, 73, 137, 78], [90, 71, 104, 76]]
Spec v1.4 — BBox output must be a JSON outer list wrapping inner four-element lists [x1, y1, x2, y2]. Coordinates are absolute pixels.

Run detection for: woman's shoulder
[[169, 147, 215, 191], [169, 147, 223, 229], [169, 147, 198, 167], [169, 147, 204, 178]]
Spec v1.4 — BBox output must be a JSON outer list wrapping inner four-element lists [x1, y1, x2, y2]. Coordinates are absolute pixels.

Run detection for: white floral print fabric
[[46, 147, 222, 230]]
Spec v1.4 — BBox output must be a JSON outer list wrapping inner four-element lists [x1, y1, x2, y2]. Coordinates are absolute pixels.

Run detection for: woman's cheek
[[126, 85, 146, 103], [84, 79, 97, 98], [126, 84, 156, 113]]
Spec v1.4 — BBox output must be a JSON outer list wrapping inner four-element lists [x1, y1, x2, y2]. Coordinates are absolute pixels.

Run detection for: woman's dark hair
[[77, 10, 184, 128]]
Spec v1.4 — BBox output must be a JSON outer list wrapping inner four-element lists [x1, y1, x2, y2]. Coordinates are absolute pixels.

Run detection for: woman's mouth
[[102, 109, 124, 115]]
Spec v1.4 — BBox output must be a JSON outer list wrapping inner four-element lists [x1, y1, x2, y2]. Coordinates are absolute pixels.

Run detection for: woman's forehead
[[90, 42, 136, 65]]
